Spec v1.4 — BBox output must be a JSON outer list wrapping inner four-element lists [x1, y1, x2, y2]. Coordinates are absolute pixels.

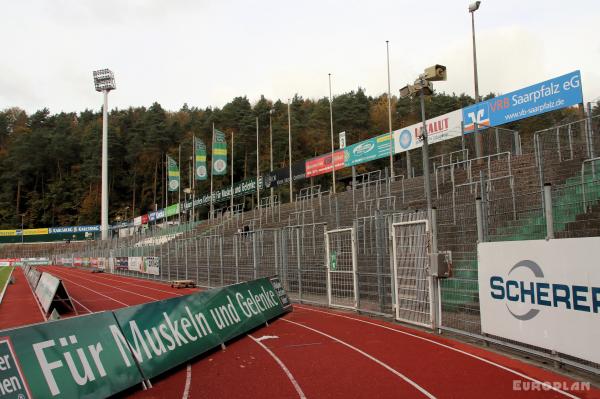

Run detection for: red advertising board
[[141, 214, 149, 224], [305, 151, 345, 178]]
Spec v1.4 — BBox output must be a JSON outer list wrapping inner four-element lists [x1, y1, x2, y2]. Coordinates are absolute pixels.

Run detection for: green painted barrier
[[112, 277, 289, 379], [0, 276, 291, 398]]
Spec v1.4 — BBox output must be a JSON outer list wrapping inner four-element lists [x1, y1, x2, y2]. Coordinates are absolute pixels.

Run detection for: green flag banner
[[195, 138, 207, 181], [167, 156, 180, 192], [212, 129, 227, 176]]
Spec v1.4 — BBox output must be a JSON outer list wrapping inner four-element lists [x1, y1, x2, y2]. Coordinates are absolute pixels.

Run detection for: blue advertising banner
[[343, 133, 392, 167], [462, 70, 583, 133]]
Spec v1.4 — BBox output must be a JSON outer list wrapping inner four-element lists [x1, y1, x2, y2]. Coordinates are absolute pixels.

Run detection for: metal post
[[588, 102, 595, 159], [419, 79, 432, 211], [544, 183, 554, 239], [476, 197, 484, 242], [101, 90, 109, 240], [328, 73, 336, 194], [471, 7, 483, 159], [514, 131, 521, 155], [288, 100, 293, 203], [269, 110, 274, 205], [231, 130, 234, 209], [256, 117, 261, 219], [386, 41, 394, 180]]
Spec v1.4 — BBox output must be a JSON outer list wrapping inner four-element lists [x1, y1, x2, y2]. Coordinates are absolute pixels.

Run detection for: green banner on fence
[[112, 277, 286, 379]]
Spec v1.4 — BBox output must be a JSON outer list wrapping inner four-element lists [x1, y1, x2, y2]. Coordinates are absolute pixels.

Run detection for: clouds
[[1, 0, 599, 113]]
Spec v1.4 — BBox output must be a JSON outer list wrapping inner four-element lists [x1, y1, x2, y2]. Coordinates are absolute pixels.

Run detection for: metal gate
[[391, 220, 433, 328], [325, 227, 358, 309]]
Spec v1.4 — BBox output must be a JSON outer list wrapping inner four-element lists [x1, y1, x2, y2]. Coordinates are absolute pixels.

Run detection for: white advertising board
[[393, 109, 463, 154], [128, 256, 143, 272], [478, 238, 600, 364], [34, 272, 61, 314]]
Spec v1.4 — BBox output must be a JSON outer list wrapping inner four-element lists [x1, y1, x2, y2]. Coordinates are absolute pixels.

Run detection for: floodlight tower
[[93, 69, 116, 240]]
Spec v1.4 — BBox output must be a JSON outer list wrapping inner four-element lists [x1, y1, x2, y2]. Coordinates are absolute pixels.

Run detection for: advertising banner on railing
[[128, 257, 142, 272], [165, 204, 179, 217], [344, 133, 393, 167], [115, 257, 129, 271], [478, 237, 600, 365], [263, 161, 306, 189], [142, 257, 160, 275], [0, 230, 16, 236], [393, 109, 463, 153], [305, 150, 345, 178], [463, 70, 583, 133], [111, 277, 289, 379]]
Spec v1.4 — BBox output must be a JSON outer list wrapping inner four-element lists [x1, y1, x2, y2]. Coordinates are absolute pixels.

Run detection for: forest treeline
[[1, 89, 597, 228]]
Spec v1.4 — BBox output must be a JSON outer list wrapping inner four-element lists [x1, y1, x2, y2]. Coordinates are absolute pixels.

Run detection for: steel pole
[[329, 73, 336, 194], [256, 117, 261, 218], [101, 90, 109, 240], [420, 79, 432, 211], [269, 111, 274, 205], [471, 10, 483, 159], [386, 40, 394, 180], [288, 99, 293, 203]]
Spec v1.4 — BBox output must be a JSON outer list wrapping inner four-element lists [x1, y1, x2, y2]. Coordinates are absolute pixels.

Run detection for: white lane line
[[294, 305, 581, 399], [248, 334, 307, 399], [49, 268, 159, 301], [181, 363, 192, 399], [66, 268, 187, 296], [254, 335, 279, 342], [56, 275, 130, 307], [282, 319, 435, 399]]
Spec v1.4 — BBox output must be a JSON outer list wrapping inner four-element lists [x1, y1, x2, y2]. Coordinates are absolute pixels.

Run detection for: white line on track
[[65, 268, 189, 296], [48, 268, 159, 301], [181, 363, 192, 399], [294, 305, 581, 399], [55, 275, 130, 307], [283, 319, 436, 399], [248, 334, 306, 399]]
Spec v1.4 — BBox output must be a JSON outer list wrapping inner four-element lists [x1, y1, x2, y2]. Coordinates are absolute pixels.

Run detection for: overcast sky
[[2, 0, 599, 114]]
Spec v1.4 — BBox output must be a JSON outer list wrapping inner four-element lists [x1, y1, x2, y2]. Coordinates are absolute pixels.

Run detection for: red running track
[[0, 267, 46, 330], [3, 266, 600, 398]]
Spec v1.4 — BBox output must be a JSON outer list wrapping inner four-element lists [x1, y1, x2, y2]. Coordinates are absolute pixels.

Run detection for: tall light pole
[[256, 117, 261, 218], [386, 40, 395, 180], [269, 108, 274, 205], [469, 1, 483, 159], [93, 69, 116, 240], [288, 99, 293, 203], [328, 73, 336, 194]]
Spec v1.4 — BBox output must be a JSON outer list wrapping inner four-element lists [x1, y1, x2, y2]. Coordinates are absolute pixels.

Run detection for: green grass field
[[0, 266, 14, 301]]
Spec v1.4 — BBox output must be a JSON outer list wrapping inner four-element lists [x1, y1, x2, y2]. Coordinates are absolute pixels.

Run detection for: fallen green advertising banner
[[112, 277, 289, 379], [0, 312, 145, 398]]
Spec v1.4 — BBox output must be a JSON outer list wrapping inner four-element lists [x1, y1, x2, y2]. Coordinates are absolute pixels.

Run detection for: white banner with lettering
[[393, 109, 463, 154], [478, 238, 600, 364]]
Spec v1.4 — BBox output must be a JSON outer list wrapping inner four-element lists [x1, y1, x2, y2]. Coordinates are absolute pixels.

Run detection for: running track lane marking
[[282, 319, 435, 399], [181, 363, 192, 399], [23, 268, 47, 322], [66, 269, 188, 296], [55, 275, 130, 307], [248, 334, 307, 399], [49, 269, 159, 301], [294, 305, 581, 399]]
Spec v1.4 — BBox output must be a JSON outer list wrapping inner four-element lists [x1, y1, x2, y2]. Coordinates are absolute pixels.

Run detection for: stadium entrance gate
[[325, 227, 358, 309], [391, 219, 434, 328]]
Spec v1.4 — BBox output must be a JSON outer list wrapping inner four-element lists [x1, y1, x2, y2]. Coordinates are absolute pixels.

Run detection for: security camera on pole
[[93, 69, 116, 240], [399, 64, 447, 211]]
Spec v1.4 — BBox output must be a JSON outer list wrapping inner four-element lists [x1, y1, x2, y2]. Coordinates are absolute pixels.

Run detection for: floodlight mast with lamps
[[93, 69, 116, 240]]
